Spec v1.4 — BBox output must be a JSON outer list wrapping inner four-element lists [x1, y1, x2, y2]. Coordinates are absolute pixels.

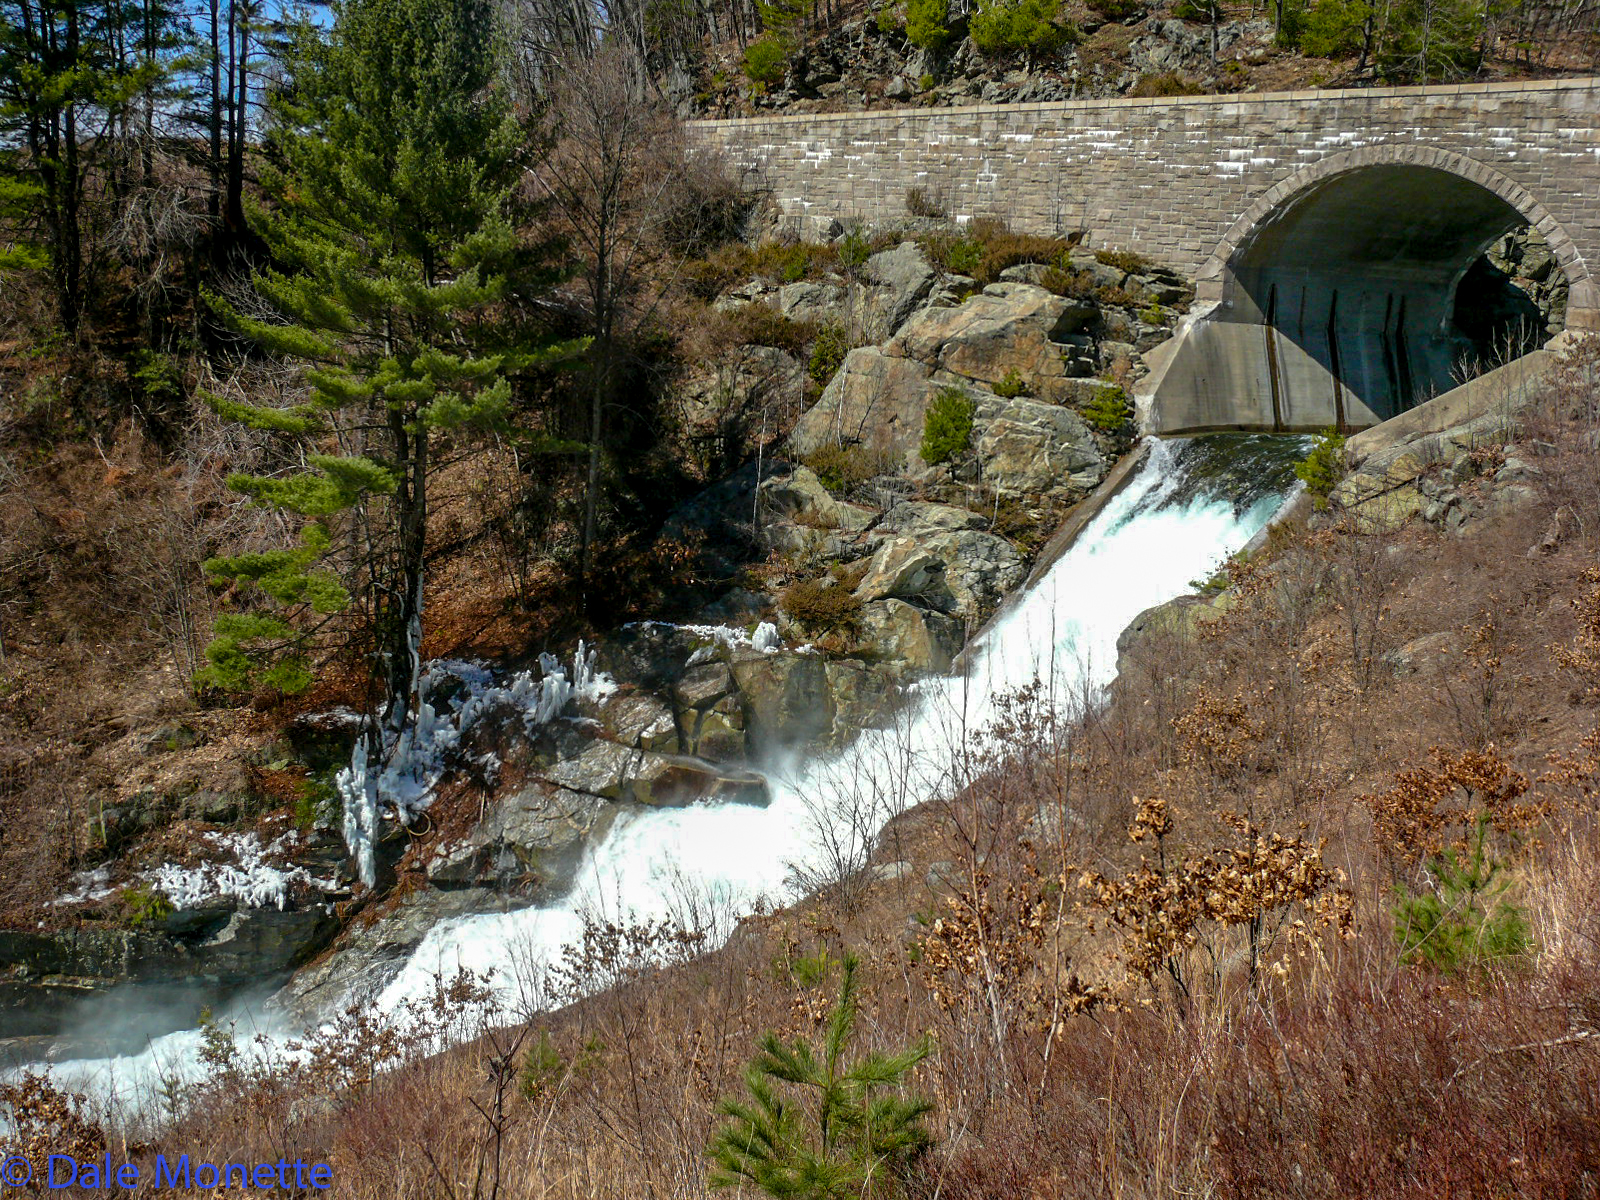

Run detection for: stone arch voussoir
[[1194, 146, 1598, 325]]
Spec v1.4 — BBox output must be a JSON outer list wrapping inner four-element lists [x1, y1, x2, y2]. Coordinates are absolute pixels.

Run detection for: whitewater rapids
[[39, 434, 1300, 1103]]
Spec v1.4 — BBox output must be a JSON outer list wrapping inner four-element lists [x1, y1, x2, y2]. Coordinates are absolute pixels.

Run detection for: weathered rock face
[[1332, 347, 1563, 535], [779, 280, 846, 324], [729, 648, 835, 756], [787, 346, 934, 468], [879, 500, 989, 535], [785, 273, 1147, 480], [856, 598, 965, 672], [0, 906, 337, 1041], [930, 529, 1030, 618], [594, 690, 679, 753], [854, 529, 1025, 622], [756, 465, 880, 560], [865, 241, 938, 332], [426, 785, 615, 895], [886, 283, 1097, 404], [539, 739, 769, 809], [673, 344, 807, 480], [1115, 593, 1228, 674], [277, 889, 514, 1025], [974, 394, 1106, 497], [822, 660, 903, 742]]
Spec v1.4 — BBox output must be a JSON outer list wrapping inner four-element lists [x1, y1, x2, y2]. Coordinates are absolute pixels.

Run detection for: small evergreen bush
[[1294, 427, 1347, 509], [1082, 383, 1133, 431], [708, 952, 934, 1195], [837, 225, 871, 274], [756, 0, 807, 40], [1393, 817, 1532, 972], [970, 0, 1077, 56], [993, 368, 1030, 398], [920, 386, 974, 464], [905, 0, 954, 50], [1298, 0, 1369, 57], [743, 36, 787, 89], [921, 234, 987, 277], [808, 323, 857, 388], [132, 350, 184, 404]]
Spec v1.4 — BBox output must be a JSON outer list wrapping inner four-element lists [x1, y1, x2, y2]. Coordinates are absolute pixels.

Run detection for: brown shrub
[[802, 442, 892, 493], [779, 576, 862, 634], [1093, 247, 1153, 275], [1128, 70, 1204, 96], [725, 302, 817, 358]]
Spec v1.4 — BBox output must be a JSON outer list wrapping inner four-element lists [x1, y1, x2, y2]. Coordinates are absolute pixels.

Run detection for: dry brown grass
[[14, 347, 1600, 1198]]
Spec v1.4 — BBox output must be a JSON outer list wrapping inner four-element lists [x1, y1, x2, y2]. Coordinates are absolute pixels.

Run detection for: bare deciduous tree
[[536, 43, 699, 605]]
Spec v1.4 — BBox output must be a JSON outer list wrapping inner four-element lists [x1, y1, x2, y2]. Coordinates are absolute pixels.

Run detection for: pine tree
[[708, 953, 935, 1199], [0, 0, 152, 329], [0, 173, 46, 273], [200, 0, 579, 884]]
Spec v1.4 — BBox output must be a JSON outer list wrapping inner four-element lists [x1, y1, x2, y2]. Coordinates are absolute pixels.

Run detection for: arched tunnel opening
[[1225, 164, 1569, 424]]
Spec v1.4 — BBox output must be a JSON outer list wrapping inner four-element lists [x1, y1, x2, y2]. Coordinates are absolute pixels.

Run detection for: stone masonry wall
[[688, 79, 1600, 330]]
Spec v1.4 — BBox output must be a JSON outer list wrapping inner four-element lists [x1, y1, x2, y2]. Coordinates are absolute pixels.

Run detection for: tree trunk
[[579, 334, 608, 609], [60, 0, 81, 333], [225, 0, 248, 239], [209, 0, 222, 223], [386, 407, 428, 734]]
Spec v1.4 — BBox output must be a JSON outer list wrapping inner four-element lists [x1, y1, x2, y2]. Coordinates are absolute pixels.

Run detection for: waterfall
[[37, 434, 1303, 1101], [369, 434, 1302, 1012]]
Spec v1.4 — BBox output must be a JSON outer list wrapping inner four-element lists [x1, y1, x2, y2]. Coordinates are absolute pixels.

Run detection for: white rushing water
[[370, 435, 1295, 1010], [37, 435, 1296, 1104]]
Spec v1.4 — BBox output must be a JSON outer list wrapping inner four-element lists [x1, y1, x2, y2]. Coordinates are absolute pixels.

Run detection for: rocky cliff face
[[684, 8, 1303, 118]]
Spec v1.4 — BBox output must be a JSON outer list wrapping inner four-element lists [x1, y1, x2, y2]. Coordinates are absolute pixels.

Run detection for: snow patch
[[143, 832, 314, 911], [51, 867, 116, 907], [664, 621, 785, 665]]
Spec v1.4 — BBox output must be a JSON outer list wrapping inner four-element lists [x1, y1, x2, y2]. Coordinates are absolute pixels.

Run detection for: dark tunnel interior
[[1223, 164, 1565, 420]]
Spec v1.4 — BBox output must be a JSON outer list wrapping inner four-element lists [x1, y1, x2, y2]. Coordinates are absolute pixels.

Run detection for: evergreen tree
[[1378, 0, 1489, 80], [0, 0, 188, 328], [0, 0, 143, 328], [708, 953, 935, 1199], [970, 0, 1074, 58], [200, 0, 578, 884], [0, 172, 46, 274], [1298, 0, 1376, 62], [904, 0, 952, 51]]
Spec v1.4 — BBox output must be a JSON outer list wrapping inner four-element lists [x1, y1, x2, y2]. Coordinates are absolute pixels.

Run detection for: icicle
[[751, 621, 780, 653], [329, 646, 618, 885], [338, 730, 380, 888]]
